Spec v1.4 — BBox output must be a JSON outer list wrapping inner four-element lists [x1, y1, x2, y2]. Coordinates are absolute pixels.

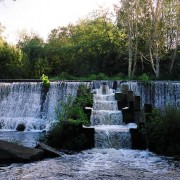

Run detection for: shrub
[[58, 72, 76, 80], [146, 106, 180, 156], [46, 84, 93, 150], [41, 74, 50, 87], [139, 73, 149, 81], [96, 73, 108, 80], [88, 74, 97, 80]]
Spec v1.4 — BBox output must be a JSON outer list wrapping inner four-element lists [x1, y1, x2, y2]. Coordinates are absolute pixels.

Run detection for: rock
[[36, 142, 62, 158], [16, 124, 26, 131], [0, 140, 44, 163]]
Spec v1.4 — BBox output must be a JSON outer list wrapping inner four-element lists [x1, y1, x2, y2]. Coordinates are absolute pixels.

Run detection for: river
[[1, 148, 180, 180]]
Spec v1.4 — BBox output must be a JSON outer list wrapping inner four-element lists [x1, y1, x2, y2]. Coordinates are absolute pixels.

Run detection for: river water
[[1, 131, 179, 180], [0, 81, 180, 179], [1, 148, 180, 180]]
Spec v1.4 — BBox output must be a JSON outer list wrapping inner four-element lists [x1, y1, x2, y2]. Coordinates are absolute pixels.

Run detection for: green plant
[[88, 74, 97, 80], [76, 84, 93, 107], [139, 73, 149, 81], [58, 72, 76, 80], [41, 74, 50, 87], [146, 106, 180, 156], [96, 73, 108, 80], [46, 85, 93, 150]]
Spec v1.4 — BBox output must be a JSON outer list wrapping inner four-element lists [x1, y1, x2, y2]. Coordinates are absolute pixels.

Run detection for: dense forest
[[0, 0, 179, 80]]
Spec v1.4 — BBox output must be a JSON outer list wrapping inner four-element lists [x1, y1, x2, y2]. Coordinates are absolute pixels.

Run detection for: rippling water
[[1, 148, 180, 180], [0, 132, 180, 180]]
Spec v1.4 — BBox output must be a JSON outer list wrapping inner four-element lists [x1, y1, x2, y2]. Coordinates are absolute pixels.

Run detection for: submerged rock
[[16, 124, 26, 131], [0, 140, 44, 163], [36, 142, 62, 158]]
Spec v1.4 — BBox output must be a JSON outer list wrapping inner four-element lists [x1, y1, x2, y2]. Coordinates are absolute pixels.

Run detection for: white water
[[1, 81, 180, 179], [93, 80, 180, 109], [1, 148, 179, 180], [0, 81, 90, 131], [90, 83, 137, 149], [0, 81, 179, 131]]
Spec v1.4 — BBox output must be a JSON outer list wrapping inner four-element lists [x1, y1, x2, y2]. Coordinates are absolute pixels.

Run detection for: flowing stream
[[0, 81, 180, 179], [89, 82, 137, 149], [1, 148, 180, 180]]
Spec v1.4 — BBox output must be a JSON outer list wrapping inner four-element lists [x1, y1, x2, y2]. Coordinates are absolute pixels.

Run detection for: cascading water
[[0, 81, 89, 131], [90, 82, 137, 149], [1, 81, 180, 179], [0, 80, 179, 132], [0, 82, 44, 131], [93, 80, 180, 109]]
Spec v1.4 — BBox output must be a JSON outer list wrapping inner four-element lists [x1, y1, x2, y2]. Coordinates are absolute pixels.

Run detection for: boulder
[[36, 142, 62, 158], [0, 140, 44, 163], [16, 124, 26, 131]]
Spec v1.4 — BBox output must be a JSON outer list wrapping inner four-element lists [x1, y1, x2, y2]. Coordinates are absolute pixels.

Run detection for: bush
[[46, 84, 93, 150], [41, 74, 50, 87], [96, 73, 108, 80], [58, 72, 76, 80], [139, 73, 149, 81], [146, 106, 180, 156]]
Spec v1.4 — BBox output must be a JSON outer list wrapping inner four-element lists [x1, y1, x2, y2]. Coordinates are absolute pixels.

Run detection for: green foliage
[[45, 14, 125, 77], [0, 5, 180, 80], [46, 85, 93, 150], [0, 40, 24, 78], [41, 74, 50, 87], [55, 96, 89, 125], [146, 106, 180, 156], [96, 73, 108, 80], [76, 84, 93, 108], [138, 73, 149, 81], [55, 85, 92, 125], [17, 33, 46, 78], [58, 72, 76, 80]]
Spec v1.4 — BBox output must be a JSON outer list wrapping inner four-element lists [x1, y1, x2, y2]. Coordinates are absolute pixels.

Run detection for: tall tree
[[46, 13, 125, 77], [17, 32, 48, 78], [116, 0, 143, 77], [116, 0, 180, 78], [164, 0, 180, 73]]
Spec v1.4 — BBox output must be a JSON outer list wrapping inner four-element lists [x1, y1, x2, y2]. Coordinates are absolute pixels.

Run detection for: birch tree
[[116, 0, 144, 77]]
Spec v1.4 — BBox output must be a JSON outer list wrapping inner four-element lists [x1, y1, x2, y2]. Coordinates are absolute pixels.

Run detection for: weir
[[0, 80, 179, 132], [0, 80, 179, 179], [93, 81, 180, 109], [0, 81, 90, 131], [90, 82, 136, 149]]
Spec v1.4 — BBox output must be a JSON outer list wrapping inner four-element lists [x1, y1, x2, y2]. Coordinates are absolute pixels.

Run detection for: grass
[[49, 72, 154, 81]]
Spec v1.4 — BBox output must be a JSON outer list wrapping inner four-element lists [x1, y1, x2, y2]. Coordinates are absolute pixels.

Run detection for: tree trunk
[[155, 58, 160, 78], [132, 39, 138, 76], [169, 35, 178, 72]]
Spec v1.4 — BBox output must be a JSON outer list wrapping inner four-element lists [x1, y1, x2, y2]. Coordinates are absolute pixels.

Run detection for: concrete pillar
[[134, 96, 141, 111], [127, 91, 134, 101]]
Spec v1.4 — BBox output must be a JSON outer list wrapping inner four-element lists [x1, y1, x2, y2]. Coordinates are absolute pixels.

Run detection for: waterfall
[[90, 82, 137, 149], [0, 81, 90, 131], [93, 81, 180, 109], [0, 80, 179, 132]]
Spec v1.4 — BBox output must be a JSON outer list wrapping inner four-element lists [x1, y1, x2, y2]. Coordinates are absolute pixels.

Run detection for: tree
[[0, 41, 24, 78], [17, 32, 49, 78], [116, 0, 144, 77], [46, 12, 125, 77], [0, 23, 24, 78], [116, 0, 180, 78], [164, 0, 180, 73]]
